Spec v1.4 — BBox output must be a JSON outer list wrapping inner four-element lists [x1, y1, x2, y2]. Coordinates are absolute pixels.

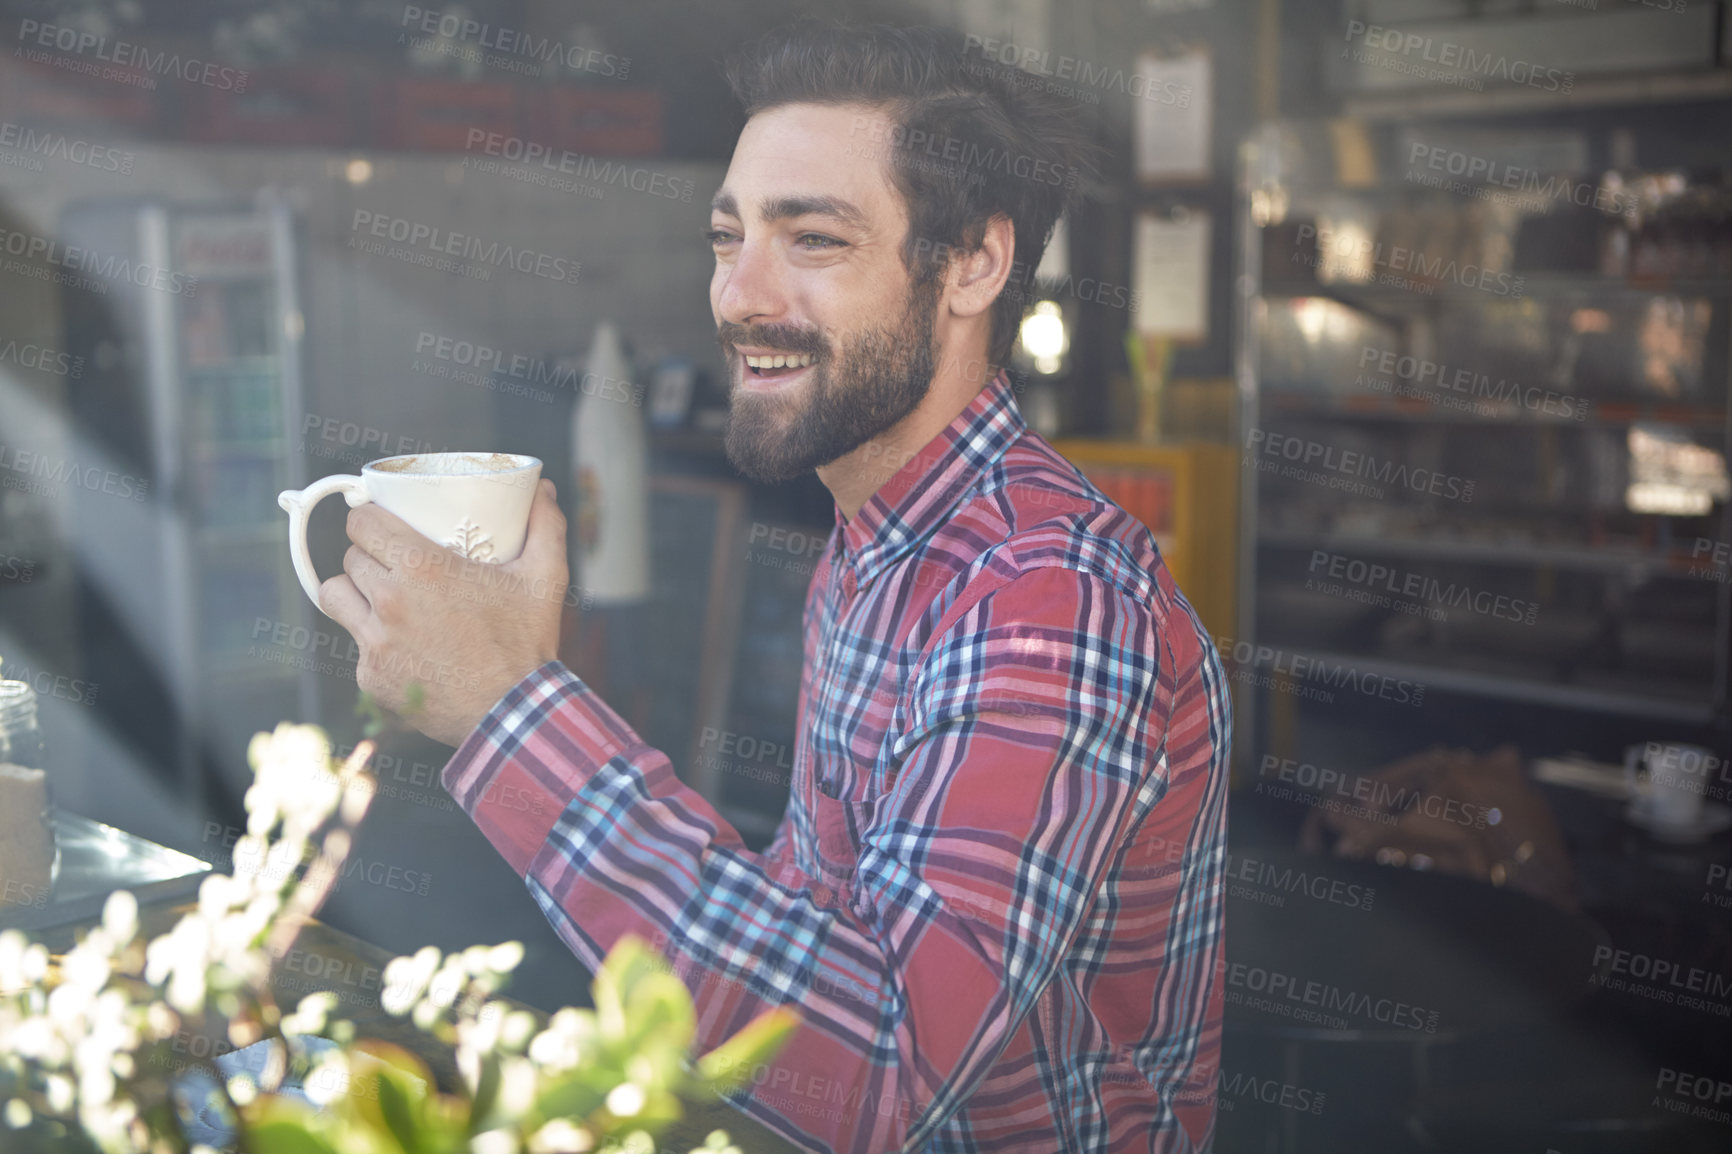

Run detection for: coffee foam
[[370, 452, 527, 475]]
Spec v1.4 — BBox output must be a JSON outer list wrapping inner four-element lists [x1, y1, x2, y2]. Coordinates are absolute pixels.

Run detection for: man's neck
[[817, 355, 992, 522]]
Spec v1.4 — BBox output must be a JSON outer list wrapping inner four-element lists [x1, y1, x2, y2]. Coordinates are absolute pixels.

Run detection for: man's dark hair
[[723, 21, 1097, 370]]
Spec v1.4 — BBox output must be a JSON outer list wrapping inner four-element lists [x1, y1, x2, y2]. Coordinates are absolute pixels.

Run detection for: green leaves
[[694, 1007, 801, 1097], [3, 718, 805, 1154]]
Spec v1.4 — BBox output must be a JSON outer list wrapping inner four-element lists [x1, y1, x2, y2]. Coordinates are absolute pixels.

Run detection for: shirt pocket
[[810, 774, 864, 883]]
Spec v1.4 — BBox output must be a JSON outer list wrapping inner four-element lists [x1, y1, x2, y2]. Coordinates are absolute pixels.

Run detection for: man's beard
[[718, 272, 941, 485]]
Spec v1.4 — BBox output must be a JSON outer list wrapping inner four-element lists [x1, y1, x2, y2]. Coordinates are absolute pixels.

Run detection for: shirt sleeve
[[441, 564, 1167, 1153]]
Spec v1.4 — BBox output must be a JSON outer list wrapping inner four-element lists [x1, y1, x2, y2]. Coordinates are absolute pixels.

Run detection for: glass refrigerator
[[61, 193, 316, 836]]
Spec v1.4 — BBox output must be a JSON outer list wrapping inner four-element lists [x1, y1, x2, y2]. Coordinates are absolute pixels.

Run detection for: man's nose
[[714, 237, 788, 327]]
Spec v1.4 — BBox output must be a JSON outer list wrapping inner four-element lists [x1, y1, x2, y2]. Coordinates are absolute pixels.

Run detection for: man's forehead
[[712, 103, 900, 226]]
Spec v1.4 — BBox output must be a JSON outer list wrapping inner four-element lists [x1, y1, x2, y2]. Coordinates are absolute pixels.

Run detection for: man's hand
[[320, 479, 569, 747]]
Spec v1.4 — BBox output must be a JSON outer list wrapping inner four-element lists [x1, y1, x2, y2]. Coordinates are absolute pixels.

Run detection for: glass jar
[[0, 677, 59, 908]]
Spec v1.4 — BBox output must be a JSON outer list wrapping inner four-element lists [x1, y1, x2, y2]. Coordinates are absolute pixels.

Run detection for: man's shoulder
[[954, 427, 1170, 614]]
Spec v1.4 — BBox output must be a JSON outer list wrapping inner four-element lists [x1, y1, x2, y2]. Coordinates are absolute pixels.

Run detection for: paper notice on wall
[[1135, 49, 1211, 183], [1133, 211, 1210, 340]]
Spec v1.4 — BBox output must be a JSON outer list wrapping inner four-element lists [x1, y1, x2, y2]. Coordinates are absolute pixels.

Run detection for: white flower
[[528, 1119, 594, 1153], [497, 1055, 537, 1116], [469, 1129, 518, 1154], [77, 1062, 115, 1108], [247, 724, 339, 835], [102, 891, 138, 945], [500, 1010, 537, 1051], [605, 1081, 645, 1118], [382, 946, 441, 1016], [0, 929, 27, 990], [487, 942, 524, 974]]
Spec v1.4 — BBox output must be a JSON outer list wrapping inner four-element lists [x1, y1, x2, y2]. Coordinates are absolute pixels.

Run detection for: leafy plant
[[0, 723, 796, 1154]]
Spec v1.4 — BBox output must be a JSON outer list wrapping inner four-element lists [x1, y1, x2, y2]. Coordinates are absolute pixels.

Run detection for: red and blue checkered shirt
[[443, 369, 1230, 1152]]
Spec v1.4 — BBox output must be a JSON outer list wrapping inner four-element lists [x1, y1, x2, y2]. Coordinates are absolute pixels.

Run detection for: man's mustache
[[716, 323, 826, 357]]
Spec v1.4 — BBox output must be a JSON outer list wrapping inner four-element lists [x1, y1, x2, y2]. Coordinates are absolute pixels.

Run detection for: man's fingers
[[343, 543, 396, 605], [517, 478, 569, 571], [319, 572, 374, 637], [346, 501, 441, 570]]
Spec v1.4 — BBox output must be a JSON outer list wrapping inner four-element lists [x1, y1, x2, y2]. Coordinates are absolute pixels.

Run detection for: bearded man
[[323, 21, 1229, 1153]]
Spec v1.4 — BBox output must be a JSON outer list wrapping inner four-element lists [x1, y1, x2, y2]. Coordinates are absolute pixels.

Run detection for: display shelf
[[1257, 527, 1712, 577], [1263, 647, 1714, 724], [1235, 123, 1732, 764], [1340, 69, 1732, 123], [1261, 279, 1730, 323], [1261, 392, 1727, 429]]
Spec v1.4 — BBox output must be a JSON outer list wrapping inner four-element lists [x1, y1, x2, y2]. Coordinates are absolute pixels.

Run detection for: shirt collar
[[832, 368, 1026, 584]]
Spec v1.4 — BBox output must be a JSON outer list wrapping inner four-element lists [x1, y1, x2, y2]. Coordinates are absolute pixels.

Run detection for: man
[[322, 21, 1228, 1153]]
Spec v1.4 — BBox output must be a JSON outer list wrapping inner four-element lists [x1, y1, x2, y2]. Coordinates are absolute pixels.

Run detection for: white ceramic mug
[[1624, 740, 1715, 825], [278, 452, 542, 614]]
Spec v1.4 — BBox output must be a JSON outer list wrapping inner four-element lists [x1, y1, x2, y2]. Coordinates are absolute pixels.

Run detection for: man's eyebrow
[[709, 190, 869, 230]]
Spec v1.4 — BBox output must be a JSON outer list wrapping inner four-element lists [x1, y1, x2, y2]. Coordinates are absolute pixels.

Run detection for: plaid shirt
[[443, 369, 1230, 1152]]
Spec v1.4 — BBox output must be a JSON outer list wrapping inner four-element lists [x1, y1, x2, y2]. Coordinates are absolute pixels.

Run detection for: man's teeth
[[744, 353, 814, 369]]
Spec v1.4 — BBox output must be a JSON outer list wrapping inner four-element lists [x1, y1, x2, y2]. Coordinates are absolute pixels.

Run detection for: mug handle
[[277, 475, 373, 614]]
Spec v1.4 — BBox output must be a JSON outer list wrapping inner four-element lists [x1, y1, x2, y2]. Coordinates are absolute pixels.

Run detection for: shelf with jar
[[1235, 122, 1732, 749]]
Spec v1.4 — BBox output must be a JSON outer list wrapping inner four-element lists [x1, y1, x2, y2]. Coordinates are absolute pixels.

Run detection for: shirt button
[[812, 884, 833, 904]]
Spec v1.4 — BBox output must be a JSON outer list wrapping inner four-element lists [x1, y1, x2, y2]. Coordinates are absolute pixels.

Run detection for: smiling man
[[322, 21, 1228, 1153]]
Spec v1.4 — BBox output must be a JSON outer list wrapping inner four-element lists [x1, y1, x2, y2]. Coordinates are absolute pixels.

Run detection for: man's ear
[[946, 213, 1016, 320]]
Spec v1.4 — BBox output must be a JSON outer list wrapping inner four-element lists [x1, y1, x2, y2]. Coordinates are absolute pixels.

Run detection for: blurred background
[[3, 0, 1732, 1149]]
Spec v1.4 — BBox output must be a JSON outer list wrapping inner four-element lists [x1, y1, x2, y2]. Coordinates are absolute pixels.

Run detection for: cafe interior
[[3, 0, 1732, 1150]]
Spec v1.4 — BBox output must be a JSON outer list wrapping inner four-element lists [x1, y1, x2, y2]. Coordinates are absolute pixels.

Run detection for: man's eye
[[705, 228, 737, 246], [797, 234, 844, 250]]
